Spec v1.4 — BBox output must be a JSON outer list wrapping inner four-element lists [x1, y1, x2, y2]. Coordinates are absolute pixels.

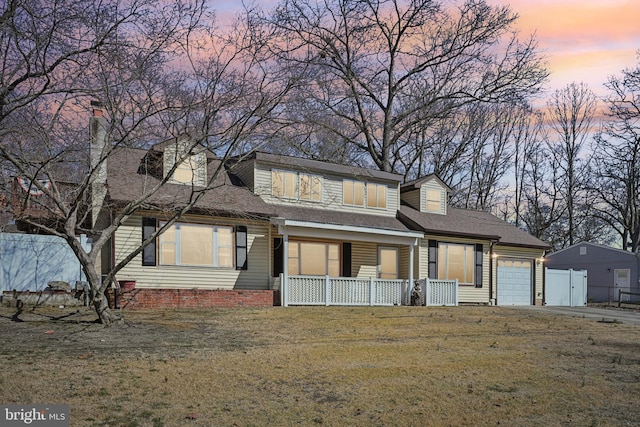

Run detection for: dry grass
[[1, 305, 639, 426]]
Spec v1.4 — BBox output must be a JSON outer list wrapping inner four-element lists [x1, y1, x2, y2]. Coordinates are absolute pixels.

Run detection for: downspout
[[542, 250, 548, 306], [489, 239, 499, 305]]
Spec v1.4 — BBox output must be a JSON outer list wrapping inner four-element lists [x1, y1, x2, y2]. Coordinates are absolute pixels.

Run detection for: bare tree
[[250, 0, 548, 173], [546, 82, 598, 246], [1, 0, 289, 324], [519, 145, 567, 250], [512, 106, 545, 228], [592, 57, 640, 252]]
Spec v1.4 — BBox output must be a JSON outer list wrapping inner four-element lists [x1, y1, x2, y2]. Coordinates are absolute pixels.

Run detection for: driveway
[[505, 305, 640, 325]]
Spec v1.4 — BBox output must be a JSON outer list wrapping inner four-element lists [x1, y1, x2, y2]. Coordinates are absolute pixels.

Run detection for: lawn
[[0, 305, 639, 426]]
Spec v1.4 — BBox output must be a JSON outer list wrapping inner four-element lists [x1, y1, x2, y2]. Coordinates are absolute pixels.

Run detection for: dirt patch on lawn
[[1, 305, 639, 427]]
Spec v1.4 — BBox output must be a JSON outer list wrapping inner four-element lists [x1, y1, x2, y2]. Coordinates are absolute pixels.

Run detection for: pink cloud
[[490, 0, 640, 92]]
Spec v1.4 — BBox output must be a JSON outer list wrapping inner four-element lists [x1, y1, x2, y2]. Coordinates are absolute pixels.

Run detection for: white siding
[[253, 163, 399, 217], [417, 236, 491, 304], [402, 189, 421, 210], [230, 160, 255, 191], [115, 215, 271, 290], [352, 242, 378, 278], [399, 246, 409, 280]]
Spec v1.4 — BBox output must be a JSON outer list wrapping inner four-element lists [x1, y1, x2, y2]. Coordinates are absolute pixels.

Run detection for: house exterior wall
[[401, 189, 421, 211], [230, 160, 255, 192], [546, 243, 640, 302], [252, 162, 399, 217], [114, 214, 271, 291], [493, 246, 545, 305], [418, 235, 491, 304]]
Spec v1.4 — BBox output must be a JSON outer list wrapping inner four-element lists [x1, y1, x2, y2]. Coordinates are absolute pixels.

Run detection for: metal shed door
[[497, 259, 533, 305]]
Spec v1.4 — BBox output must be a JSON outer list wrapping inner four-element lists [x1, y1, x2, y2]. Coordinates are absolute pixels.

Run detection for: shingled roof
[[272, 204, 414, 233], [398, 205, 550, 249], [106, 147, 276, 218], [241, 152, 404, 183]]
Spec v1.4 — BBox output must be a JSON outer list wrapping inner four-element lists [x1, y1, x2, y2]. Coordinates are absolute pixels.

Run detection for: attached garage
[[497, 259, 533, 305]]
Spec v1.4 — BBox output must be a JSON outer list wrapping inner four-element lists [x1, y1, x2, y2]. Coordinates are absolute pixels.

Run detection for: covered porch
[[271, 216, 456, 306]]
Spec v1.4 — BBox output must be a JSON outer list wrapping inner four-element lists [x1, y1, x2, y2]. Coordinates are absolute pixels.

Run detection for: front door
[[613, 269, 631, 302], [378, 247, 399, 279]]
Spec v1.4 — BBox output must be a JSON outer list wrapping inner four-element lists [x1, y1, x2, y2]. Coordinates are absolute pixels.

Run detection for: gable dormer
[[148, 138, 208, 187], [400, 174, 450, 215]]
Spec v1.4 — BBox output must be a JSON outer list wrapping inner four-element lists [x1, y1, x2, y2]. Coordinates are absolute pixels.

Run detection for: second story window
[[343, 180, 365, 206], [163, 141, 207, 187], [272, 170, 297, 198], [426, 189, 442, 212], [299, 173, 322, 201], [173, 157, 196, 184], [272, 170, 322, 201], [367, 183, 387, 209]]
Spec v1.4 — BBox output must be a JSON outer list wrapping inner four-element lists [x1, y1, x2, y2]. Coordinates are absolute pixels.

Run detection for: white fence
[[545, 268, 587, 307], [281, 275, 458, 307], [417, 278, 459, 306]]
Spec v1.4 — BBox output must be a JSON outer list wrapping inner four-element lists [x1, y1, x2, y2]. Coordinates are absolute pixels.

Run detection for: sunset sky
[[490, 0, 640, 95], [212, 0, 640, 97]]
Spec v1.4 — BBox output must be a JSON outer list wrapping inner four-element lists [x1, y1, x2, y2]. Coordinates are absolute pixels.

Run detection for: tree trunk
[[92, 291, 122, 325]]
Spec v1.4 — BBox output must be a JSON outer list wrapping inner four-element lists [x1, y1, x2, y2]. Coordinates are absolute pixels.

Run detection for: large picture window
[[159, 222, 233, 267], [437, 242, 474, 285], [288, 241, 340, 276]]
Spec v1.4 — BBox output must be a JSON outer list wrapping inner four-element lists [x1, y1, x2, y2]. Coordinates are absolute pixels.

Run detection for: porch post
[[408, 240, 415, 306], [283, 233, 289, 307]]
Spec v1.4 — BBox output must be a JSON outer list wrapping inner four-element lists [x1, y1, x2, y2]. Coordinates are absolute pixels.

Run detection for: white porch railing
[[417, 278, 459, 306], [281, 274, 407, 306], [280, 275, 458, 307]]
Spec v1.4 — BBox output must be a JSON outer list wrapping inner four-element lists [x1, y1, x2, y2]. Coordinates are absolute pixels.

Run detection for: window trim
[[159, 221, 235, 268], [425, 188, 442, 213], [299, 173, 323, 202], [343, 179, 365, 207], [272, 169, 323, 202], [436, 241, 476, 286], [287, 240, 341, 277], [367, 183, 387, 209]]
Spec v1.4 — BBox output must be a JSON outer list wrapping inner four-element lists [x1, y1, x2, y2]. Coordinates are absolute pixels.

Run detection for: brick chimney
[[89, 101, 107, 229]]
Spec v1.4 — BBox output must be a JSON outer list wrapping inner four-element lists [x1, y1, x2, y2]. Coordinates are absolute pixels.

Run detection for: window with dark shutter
[[342, 242, 352, 277], [428, 240, 437, 279], [142, 218, 157, 266], [475, 243, 483, 288], [235, 226, 248, 270]]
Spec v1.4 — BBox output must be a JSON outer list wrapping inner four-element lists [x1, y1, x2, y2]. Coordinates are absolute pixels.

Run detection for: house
[[13, 108, 549, 309], [398, 176, 549, 306], [103, 140, 548, 307], [545, 242, 640, 303]]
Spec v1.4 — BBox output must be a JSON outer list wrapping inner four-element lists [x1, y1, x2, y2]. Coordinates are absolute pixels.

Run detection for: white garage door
[[497, 259, 532, 305]]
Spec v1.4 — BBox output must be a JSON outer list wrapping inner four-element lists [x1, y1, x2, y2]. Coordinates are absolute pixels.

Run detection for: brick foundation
[[110, 288, 279, 310]]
